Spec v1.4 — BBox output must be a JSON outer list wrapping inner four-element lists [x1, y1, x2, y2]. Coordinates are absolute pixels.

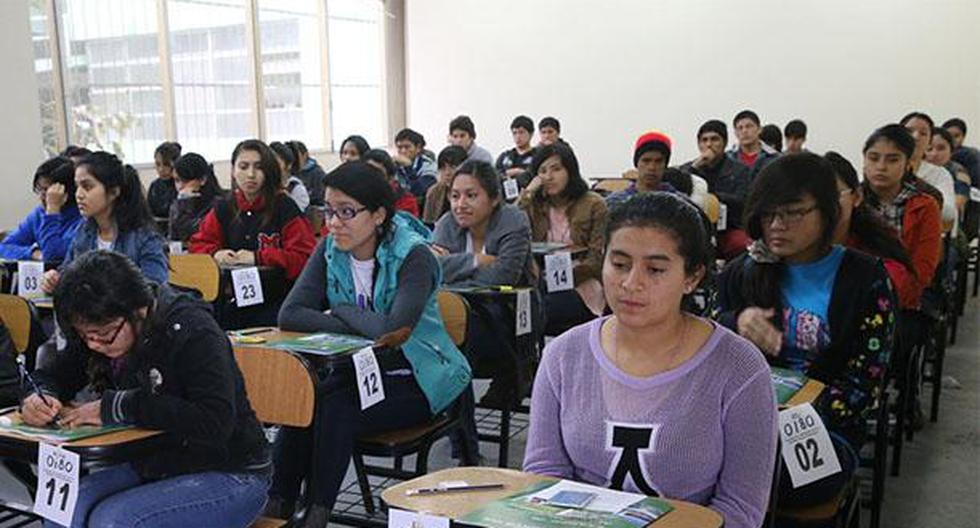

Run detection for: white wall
[[405, 0, 980, 177], [0, 1, 45, 229]]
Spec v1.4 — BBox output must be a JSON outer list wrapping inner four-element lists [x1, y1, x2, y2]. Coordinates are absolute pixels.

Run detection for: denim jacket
[[64, 220, 169, 284]]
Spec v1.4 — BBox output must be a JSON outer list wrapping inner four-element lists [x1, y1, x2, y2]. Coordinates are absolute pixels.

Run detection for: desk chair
[[591, 178, 632, 196], [703, 193, 721, 225], [168, 254, 220, 302], [345, 292, 474, 523], [233, 346, 317, 528], [0, 295, 32, 355]]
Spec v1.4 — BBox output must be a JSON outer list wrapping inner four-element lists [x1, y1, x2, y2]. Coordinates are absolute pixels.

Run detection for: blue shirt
[[0, 204, 83, 261], [779, 245, 845, 370]]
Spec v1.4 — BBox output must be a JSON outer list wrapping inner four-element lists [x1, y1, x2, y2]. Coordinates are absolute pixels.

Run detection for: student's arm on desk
[[278, 238, 357, 335], [712, 368, 777, 528], [521, 355, 574, 479], [330, 246, 434, 339], [101, 325, 236, 445], [31, 343, 90, 405]]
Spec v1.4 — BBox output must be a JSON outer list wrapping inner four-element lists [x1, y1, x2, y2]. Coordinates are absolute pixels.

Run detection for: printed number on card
[[717, 203, 728, 231], [17, 261, 44, 298], [515, 289, 532, 336], [231, 267, 264, 307], [503, 178, 520, 200], [34, 443, 80, 526], [353, 347, 385, 410], [970, 186, 980, 202], [778, 403, 841, 488], [544, 252, 573, 293]]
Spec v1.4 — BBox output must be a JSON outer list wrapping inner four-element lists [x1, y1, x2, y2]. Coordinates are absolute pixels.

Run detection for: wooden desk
[[231, 328, 365, 368], [783, 379, 826, 409], [0, 423, 164, 468], [530, 243, 588, 257], [382, 467, 724, 528]]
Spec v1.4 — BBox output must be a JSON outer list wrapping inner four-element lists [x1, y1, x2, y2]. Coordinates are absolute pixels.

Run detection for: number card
[[778, 403, 841, 488], [34, 443, 80, 526], [503, 178, 520, 200], [388, 508, 450, 528], [544, 252, 573, 293], [353, 346, 385, 410], [515, 289, 532, 336], [168, 241, 186, 255], [17, 261, 44, 298], [717, 203, 728, 231], [970, 186, 980, 202], [231, 266, 264, 307]]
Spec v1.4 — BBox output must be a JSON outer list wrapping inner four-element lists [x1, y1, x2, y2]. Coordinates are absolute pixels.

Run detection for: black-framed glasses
[[760, 205, 818, 227], [79, 318, 127, 346], [324, 205, 368, 221]]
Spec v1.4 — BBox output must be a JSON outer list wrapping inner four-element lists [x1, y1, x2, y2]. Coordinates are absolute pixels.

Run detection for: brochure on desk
[[0, 413, 132, 443], [459, 480, 673, 528], [771, 367, 808, 405], [264, 332, 374, 356]]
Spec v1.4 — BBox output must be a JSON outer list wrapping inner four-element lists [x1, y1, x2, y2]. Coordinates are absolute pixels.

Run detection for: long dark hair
[[33, 156, 77, 206], [861, 124, 917, 198], [54, 250, 155, 392], [530, 142, 589, 203], [825, 151, 915, 275], [740, 153, 841, 312], [325, 161, 396, 239], [76, 152, 154, 233], [174, 152, 223, 205], [229, 139, 283, 227]]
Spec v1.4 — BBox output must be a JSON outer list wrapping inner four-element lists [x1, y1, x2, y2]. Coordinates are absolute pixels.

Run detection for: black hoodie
[[31, 284, 269, 479]]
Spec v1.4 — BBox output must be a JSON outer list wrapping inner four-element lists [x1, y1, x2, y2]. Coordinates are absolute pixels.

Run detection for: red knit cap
[[633, 131, 673, 167]]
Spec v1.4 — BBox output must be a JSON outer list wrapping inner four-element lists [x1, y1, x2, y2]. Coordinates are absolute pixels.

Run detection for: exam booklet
[[264, 332, 373, 356], [771, 367, 809, 405], [0, 412, 132, 443]]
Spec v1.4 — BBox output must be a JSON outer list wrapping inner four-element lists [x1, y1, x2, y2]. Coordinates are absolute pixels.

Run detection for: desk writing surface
[[784, 379, 826, 408], [382, 467, 723, 528]]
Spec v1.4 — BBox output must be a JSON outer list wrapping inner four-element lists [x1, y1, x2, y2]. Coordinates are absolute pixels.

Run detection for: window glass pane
[[29, 0, 60, 157], [56, 0, 162, 163], [258, 0, 325, 147], [168, 0, 252, 161], [327, 0, 384, 148]]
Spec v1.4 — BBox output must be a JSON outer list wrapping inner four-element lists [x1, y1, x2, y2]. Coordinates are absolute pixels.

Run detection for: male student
[[784, 119, 808, 153], [606, 131, 678, 205], [496, 115, 537, 177], [449, 115, 494, 164], [681, 120, 753, 258], [538, 116, 563, 146], [393, 128, 438, 201], [943, 117, 980, 187], [727, 109, 779, 179]]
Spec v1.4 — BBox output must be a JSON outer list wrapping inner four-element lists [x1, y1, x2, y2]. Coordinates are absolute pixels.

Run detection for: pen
[[406, 483, 505, 496], [237, 327, 275, 336], [16, 355, 52, 407]]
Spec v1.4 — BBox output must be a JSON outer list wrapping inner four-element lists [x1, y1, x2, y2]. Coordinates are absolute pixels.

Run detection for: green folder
[[0, 413, 132, 443], [771, 367, 809, 405]]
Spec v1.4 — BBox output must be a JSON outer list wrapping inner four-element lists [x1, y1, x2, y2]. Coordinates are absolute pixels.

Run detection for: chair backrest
[[168, 254, 220, 302], [437, 291, 468, 346], [0, 294, 31, 354], [233, 346, 316, 428], [592, 178, 632, 194], [703, 193, 721, 225]]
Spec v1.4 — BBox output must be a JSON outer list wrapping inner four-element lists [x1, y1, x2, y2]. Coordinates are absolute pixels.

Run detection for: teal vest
[[324, 213, 471, 414]]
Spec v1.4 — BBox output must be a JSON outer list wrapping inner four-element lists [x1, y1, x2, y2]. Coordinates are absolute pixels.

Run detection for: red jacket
[[189, 190, 315, 280], [898, 192, 942, 308]]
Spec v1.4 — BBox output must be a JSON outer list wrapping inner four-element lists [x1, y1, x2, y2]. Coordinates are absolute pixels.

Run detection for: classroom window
[[29, 0, 393, 165]]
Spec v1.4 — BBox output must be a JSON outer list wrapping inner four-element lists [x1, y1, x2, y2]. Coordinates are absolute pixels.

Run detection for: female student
[[339, 135, 370, 163], [23, 251, 270, 527], [270, 141, 311, 211], [861, 125, 943, 309], [901, 112, 957, 232], [717, 153, 895, 508], [826, 151, 917, 308], [268, 162, 471, 526], [927, 127, 972, 218], [0, 156, 82, 261], [432, 160, 535, 406], [519, 142, 607, 334], [147, 141, 181, 218], [422, 145, 468, 224], [41, 152, 168, 293], [168, 152, 224, 242], [189, 139, 315, 280], [287, 141, 327, 208], [363, 148, 420, 217], [524, 193, 776, 528]]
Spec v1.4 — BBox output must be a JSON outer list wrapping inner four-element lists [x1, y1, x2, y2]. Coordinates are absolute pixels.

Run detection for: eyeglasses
[[79, 318, 127, 346], [760, 205, 818, 227], [323, 205, 368, 221]]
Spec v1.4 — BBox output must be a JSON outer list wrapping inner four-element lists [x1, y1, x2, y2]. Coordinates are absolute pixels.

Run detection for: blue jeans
[[45, 463, 270, 528]]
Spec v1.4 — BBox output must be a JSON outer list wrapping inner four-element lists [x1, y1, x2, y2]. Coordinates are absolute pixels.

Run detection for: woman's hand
[[429, 244, 450, 257], [45, 183, 67, 214], [21, 393, 63, 427], [233, 250, 256, 266], [59, 400, 102, 428], [525, 175, 543, 194], [41, 269, 60, 294], [213, 250, 236, 265], [736, 307, 783, 356]]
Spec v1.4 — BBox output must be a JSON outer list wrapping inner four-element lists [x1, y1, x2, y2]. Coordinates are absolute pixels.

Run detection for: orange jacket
[[899, 192, 942, 308]]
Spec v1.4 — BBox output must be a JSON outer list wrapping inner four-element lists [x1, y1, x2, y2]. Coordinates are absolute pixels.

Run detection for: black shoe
[[289, 504, 330, 528]]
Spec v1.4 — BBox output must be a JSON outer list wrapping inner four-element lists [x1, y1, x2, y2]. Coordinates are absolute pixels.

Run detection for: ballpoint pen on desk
[[405, 483, 505, 496]]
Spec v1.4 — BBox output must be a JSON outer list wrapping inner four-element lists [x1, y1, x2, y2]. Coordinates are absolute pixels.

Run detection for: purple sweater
[[523, 317, 777, 528]]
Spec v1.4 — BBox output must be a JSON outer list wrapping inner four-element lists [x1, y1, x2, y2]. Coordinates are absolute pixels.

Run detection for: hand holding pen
[[16, 355, 63, 427]]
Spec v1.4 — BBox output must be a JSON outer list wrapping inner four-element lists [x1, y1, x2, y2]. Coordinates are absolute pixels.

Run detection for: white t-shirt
[[465, 232, 485, 266], [917, 160, 958, 235], [96, 238, 113, 251], [350, 256, 375, 310]]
